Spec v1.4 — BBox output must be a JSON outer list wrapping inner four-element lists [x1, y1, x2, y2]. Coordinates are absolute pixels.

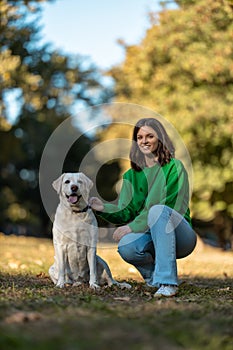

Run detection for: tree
[[107, 0, 233, 245], [0, 0, 111, 235]]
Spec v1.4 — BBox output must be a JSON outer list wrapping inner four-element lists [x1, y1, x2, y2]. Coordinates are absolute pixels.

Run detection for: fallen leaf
[[113, 297, 131, 302], [4, 311, 42, 324], [36, 272, 46, 278], [217, 287, 230, 292]]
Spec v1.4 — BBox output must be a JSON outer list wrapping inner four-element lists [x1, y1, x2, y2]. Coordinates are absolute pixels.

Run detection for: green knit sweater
[[97, 158, 191, 233]]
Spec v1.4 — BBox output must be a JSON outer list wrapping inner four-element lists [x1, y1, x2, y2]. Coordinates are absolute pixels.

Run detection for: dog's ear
[[79, 173, 93, 203], [52, 174, 65, 194], [81, 173, 93, 191]]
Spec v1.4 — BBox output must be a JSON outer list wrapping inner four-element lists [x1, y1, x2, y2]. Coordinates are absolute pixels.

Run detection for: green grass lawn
[[0, 233, 232, 350]]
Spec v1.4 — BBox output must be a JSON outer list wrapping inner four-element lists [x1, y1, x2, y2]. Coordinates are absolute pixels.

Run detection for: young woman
[[89, 118, 197, 297]]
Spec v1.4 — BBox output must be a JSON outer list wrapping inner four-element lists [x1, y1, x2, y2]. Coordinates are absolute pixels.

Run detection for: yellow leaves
[[0, 0, 17, 21], [28, 75, 41, 91], [20, 68, 41, 89], [194, 163, 224, 193], [25, 94, 42, 110], [191, 201, 214, 221], [214, 201, 227, 212], [191, 159, 233, 220], [0, 116, 12, 131], [2, 186, 17, 203], [178, 42, 231, 84], [6, 203, 28, 220], [220, 149, 232, 167], [227, 204, 233, 217], [154, 68, 165, 85], [0, 50, 20, 84], [51, 54, 66, 65], [65, 70, 76, 83]]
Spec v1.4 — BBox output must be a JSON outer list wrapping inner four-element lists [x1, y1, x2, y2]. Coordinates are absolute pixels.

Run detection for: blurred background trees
[[0, 0, 232, 248], [0, 0, 111, 235]]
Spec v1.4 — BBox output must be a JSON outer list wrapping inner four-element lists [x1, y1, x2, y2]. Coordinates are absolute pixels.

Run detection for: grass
[[0, 233, 232, 350]]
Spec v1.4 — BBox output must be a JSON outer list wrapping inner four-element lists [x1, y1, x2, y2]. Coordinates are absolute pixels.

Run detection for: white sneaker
[[154, 284, 178, 297]]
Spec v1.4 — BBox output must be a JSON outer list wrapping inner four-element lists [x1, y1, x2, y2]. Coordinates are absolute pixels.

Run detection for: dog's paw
[[56, 280, 65, 288], [89, 282, 100, 289], [119, 282, 132, 289], [113, 281, 131, 289]]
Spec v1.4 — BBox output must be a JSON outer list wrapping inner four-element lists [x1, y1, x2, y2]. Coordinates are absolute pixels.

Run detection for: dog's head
[[52, 172, 93, 208]]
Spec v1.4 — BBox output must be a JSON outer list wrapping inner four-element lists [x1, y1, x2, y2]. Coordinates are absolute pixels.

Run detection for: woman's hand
[[113, 225, 132, 242], [89, 197, 104, 212]]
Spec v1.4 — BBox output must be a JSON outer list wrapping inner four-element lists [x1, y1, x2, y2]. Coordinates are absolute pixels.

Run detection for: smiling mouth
[[66, 194, 82, 204], [140, 145, 151, 150]]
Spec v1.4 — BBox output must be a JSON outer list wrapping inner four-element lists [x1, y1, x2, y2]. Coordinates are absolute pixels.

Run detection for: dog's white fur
[[49, 172, 131, 289]]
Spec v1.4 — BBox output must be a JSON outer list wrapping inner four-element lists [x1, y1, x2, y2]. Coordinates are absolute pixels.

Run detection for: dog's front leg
[[55, 244, 66, 288], [87, 247, 100, 289]]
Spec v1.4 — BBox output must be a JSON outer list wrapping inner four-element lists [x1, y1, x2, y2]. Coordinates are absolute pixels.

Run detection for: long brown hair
[[130, 118, 175, 171]]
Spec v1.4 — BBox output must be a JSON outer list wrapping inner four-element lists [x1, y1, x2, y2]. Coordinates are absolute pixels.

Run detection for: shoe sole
[[154, 291, 177, 298]]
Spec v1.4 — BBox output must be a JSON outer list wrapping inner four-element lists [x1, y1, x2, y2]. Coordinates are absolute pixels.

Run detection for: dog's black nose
[[71, 185, 78, 192]]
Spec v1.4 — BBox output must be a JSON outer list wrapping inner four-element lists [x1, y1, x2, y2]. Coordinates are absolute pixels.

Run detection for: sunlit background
[[0, 0, 232, 251]]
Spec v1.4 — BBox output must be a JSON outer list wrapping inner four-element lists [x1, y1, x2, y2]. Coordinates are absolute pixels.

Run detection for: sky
[[40, 0, 161, 70], [6, 0, 163, 124]]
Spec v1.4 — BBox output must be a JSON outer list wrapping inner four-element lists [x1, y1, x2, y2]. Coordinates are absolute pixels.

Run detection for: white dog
[[49, 172, 131, 290]]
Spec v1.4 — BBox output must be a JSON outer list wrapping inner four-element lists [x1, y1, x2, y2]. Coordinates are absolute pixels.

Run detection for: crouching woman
[[90, 118, 197, 297]]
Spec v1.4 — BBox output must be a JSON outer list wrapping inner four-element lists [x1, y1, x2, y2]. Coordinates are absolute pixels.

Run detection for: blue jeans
[[118, 205, 197, 287]]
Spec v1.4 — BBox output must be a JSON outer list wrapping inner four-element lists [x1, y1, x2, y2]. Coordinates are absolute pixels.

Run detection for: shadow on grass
[[0, 272, 232, 350]]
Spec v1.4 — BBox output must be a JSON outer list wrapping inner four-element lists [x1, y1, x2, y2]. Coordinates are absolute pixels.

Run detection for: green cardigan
[[97, 158, 191, 233]]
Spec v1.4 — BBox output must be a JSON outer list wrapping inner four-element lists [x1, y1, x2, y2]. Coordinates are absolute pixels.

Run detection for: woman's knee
[[176, 230, 197, 258], [117, 232, 152, 263], [148, 204, 170, 227], [118, 243, 136, 263]]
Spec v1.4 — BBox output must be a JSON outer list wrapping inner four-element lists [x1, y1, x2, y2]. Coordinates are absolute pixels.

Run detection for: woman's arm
[[89, 197, 104, 211], [90, 177, 137, 225]]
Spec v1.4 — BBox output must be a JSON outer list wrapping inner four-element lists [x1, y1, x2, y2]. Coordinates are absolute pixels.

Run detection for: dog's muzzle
[[66, 193, 82, 204]]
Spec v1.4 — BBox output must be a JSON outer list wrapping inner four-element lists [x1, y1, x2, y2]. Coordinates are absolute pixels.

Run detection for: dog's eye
[[64, 180, 70, 184], [77, 180, 83, 184]]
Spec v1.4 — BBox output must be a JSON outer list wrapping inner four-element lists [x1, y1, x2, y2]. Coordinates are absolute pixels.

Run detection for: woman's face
[[136, 125, 159, 156]]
